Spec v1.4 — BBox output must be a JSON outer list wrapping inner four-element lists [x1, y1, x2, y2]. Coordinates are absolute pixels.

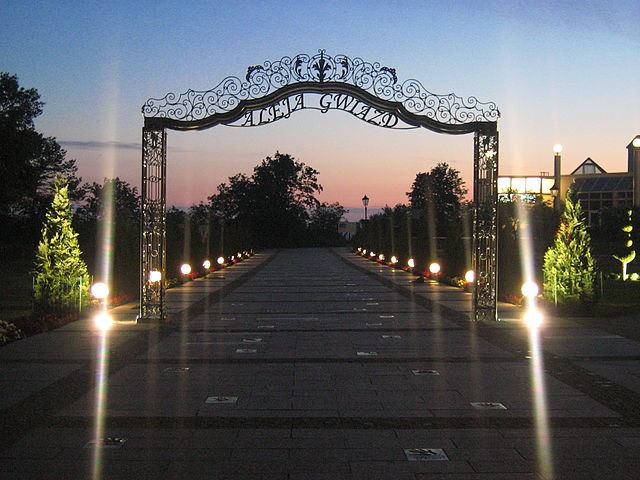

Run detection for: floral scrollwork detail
[[143, 50, 500, 125]]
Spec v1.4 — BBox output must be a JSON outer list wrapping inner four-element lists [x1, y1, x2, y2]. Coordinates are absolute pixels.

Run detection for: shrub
[[0, 320, 24, 346]]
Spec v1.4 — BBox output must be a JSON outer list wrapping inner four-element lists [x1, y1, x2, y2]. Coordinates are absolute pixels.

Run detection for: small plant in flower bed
[[0, 320, 25, 346], [8, 311, 79, 338], [109, 292, 136, 306]]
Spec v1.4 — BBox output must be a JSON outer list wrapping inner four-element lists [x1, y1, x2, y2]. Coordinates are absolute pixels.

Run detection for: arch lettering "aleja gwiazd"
[[235, 92, 401, 129], [140, 50, 500, 321]]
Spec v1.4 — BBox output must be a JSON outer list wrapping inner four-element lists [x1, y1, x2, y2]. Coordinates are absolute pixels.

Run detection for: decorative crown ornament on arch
[[139, 50, 500, 322]]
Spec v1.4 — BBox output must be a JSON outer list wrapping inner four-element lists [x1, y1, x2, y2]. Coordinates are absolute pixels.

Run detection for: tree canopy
[[209, 152, 331, 248], [0, 73, 80, 218], [407, 163, 467, 236]]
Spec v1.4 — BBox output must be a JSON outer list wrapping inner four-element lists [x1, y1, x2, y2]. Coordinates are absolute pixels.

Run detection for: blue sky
[[2, 0, 638, 217]]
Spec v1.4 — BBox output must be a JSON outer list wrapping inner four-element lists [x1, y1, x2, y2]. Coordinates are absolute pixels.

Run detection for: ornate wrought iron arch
[[139, 50, 499, 322]]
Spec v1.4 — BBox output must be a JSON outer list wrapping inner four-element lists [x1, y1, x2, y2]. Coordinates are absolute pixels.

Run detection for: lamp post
[[362, 195, 369, 221], [551, 144, 562, 212]]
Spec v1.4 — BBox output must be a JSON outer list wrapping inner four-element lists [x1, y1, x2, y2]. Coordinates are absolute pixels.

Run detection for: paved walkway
[[2, 248, 640, 479]]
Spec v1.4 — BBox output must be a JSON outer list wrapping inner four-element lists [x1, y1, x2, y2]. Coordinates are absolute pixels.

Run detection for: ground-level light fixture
[[180, 263, 192, 275], [523, 308, 544, 328], [521, 280, 539, 299], [217, 256, 225, 265], [149, 270, 162, 283], [407, 258, 415, 268], [90, 282, 109, 300], [465, 270, 475, 283], [94, 312, 114, 330], [203, 259, 211, 270], [370, 251, 376, 257], [390, 256, 398, 264], [357, 247, 362, 252], [378, 254, 385, 261], [429, 262, 441, 275], [362, 249, 367, 255]]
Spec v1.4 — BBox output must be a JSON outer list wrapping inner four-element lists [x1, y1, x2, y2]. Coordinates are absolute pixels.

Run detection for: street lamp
[[551, 144, 562, 212], [362, 195, 369, 220]]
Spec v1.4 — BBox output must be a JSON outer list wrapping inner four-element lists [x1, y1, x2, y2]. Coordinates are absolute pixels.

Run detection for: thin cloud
[[60, 140, 193, 152]]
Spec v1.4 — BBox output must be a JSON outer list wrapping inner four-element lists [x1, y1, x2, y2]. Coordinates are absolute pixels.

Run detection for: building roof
[[572, 175, 632, 192], [570, 157, 607, 175]]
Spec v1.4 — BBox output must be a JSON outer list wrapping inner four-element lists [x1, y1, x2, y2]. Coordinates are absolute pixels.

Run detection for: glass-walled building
[[498, 135, 640, 225]]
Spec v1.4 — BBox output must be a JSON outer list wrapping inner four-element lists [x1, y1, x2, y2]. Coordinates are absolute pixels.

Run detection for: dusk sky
[[2, 0, 639, 220]]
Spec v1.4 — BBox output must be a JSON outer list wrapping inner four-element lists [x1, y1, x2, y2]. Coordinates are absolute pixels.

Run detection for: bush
[[0, 320, 24, 346]]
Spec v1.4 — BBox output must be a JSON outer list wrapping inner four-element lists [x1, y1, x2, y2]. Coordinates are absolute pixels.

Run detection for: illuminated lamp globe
[[407, 258, 415, 269], [429, 262, 441, 275], [523, 309, 544, 328], [149, 270, 162, 283], [465, 270, 475, 283], [370, 251, 375, 257], [180, 263, 192, 275], [390, 256, 398, 264], [378, 254, 385, 261], [90, 282, 109, 300], [94, 312, 114, 330], [217, 256, 225, 265], [203, 259, 211, 270], [357, 247, 362, 252], [521, 280, 539, 298], [362, 249, 367, 255], [237, 252, 242, 258], [633, 137, 640, 148], [553, 144, 563, 154]]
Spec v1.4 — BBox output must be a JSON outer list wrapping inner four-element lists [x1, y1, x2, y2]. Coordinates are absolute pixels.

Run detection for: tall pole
[[552, 144, 562, 212]]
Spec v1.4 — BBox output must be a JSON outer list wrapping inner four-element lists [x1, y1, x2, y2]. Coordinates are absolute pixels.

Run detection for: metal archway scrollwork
[[139, 50, 499, 322], [142, 50, 499, 132]]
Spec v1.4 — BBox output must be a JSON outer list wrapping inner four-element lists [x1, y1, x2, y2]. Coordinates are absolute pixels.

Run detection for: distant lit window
[[525, 177, 541, 193], [497, 177, 511, 194], [541, 178, 554, 194], [511, 177, 526, 193]]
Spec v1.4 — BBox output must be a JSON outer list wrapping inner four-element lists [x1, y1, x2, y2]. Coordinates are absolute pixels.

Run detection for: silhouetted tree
[[76, 178, 140, 297], [209, 152, 325, 248], [407, 163, 467, 236], [308, 202, 347, 246], [0, 73, 80, 219]]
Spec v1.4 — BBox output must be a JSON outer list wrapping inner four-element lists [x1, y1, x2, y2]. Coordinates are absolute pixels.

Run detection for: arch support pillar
[[473, 131, 499, 321], [139, 126, 167, 321]]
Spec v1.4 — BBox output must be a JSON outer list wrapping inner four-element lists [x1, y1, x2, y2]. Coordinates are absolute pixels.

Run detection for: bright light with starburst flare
[[465, 270, 475, 283], [93, 312, 114, 330], [90, 282, 109, 300], [521, 280, 539, 299]]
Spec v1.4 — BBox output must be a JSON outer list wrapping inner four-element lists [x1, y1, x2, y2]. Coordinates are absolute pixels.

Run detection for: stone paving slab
[[3, 248, 640, 479]]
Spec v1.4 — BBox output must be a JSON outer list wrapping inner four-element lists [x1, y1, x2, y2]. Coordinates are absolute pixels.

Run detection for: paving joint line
[[332, 249, 640, 423], [0, 251, 278, 450]]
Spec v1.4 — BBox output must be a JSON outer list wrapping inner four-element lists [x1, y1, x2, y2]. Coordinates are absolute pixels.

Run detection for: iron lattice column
[[139, 126, 167, 321], [473, 130, 499, 321]]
